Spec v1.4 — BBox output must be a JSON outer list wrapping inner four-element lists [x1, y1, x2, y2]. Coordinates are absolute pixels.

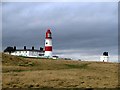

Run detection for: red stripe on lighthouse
[[45, 46, 52, 51]]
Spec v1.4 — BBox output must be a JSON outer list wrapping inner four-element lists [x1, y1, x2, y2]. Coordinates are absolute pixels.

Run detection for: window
[[48, 33, 51, 37]]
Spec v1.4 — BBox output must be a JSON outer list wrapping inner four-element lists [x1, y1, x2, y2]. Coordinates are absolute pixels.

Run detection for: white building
[[100, 52, 109, 62], [4, 46, 44, 58], [11, 50, 44, 57], [100, 56, 109, 62]]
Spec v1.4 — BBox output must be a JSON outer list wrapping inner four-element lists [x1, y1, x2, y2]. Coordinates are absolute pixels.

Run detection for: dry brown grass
[[2, 53, 119, 88]]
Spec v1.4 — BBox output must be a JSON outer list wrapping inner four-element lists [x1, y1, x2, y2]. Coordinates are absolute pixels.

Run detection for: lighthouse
[[100, 52, 109, 62], [44, 29, 52, 57]]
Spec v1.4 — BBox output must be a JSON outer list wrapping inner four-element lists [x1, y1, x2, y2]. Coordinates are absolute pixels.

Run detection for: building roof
[[15, 49, 44, 52]]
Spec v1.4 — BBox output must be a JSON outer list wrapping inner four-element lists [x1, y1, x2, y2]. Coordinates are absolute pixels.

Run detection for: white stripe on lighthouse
[[45, 39, 52, 46], [44, 51, 52, 57]]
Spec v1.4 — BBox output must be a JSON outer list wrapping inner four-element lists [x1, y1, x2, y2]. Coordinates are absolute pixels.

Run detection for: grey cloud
[[2, 2, 118, 62]]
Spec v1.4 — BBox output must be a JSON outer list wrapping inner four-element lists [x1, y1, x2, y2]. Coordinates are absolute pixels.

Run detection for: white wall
[[100, 56, 109, 62], [11, 51, 44, 57]]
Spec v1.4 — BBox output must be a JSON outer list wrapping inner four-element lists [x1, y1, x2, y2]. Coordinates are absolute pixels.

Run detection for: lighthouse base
[[44, 51, 52, 58], [100, 56, 109, 62]]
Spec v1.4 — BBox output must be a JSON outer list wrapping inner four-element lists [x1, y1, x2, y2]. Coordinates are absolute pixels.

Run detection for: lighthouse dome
[[46, 29, 52, 39]]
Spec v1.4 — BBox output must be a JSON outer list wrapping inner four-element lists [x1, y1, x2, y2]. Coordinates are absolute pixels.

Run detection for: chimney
[[14, 46, 16, 51], [24, 46, 26, 50], [32, 46, 34, 50], [40, 47, 43, 51]]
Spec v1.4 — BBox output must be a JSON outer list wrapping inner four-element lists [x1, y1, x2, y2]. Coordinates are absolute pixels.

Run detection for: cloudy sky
[[2, 2, 118, 62]]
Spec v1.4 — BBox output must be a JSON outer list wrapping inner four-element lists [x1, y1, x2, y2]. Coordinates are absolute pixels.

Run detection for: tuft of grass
[[18, 62, 35, 66], [12, 69, 23, 72], [64, 63, 89, 69]]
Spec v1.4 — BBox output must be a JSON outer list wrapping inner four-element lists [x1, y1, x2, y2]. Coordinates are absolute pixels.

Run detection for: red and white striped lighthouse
[[44, 29, 52, 57]]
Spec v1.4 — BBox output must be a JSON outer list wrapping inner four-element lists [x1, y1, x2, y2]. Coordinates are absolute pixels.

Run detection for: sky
[[2, 2, 118, 62]]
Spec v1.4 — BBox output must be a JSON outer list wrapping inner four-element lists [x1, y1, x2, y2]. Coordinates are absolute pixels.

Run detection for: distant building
[[4, 46, 44, 57], [100, 52, 109, 62], [52, 56, 59, 59]]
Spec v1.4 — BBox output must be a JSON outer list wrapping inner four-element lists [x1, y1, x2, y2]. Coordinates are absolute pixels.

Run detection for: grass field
[[2, 53, 119, 88]]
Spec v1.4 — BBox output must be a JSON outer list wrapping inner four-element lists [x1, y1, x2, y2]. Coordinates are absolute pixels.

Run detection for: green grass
[[64, 63, 89, 69]]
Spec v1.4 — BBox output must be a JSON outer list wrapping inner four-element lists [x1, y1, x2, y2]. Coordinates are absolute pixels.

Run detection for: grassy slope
[[2, 53, 119, 88]]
